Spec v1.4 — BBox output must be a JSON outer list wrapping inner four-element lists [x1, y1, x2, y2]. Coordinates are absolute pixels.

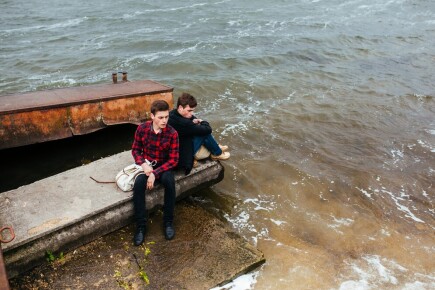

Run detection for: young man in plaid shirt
[[131, 100, 179, 245]]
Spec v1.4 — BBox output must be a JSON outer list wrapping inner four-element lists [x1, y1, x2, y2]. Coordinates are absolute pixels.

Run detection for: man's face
[[178, 105, 195, 119], [151, 110, 169, 130]]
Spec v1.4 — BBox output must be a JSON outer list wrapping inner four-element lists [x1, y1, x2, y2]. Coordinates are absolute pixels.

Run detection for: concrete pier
[[0, 151, 225, 278]]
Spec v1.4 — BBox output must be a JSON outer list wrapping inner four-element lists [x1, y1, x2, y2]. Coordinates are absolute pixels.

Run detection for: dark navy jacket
[[168, 109, 212, 175]]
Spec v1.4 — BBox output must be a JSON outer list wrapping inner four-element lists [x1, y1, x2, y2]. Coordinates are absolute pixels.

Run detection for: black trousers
[[132, 171, 176, 227]]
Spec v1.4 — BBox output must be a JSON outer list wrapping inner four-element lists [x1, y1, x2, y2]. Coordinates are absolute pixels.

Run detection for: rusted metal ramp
[[0, 79, 173, 150]]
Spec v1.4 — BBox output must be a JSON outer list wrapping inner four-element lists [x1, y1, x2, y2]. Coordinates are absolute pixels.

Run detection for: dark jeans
[[193, 134, 222, 156], [132, 171, 176, 227]]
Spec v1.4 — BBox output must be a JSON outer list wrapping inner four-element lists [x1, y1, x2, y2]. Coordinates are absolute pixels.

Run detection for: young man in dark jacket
[[168, 93, 230, 175], [131, 100, 179, 245]]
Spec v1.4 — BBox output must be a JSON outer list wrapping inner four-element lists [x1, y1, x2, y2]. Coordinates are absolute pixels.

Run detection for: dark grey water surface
[[1, 0, 434, 288]]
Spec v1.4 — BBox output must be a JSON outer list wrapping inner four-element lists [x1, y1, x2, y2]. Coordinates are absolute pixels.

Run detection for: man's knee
[[134, 174, 147, 189], [160, 171, 175, 187]]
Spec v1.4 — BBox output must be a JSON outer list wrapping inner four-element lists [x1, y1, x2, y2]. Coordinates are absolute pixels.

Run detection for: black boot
[[134, 225, 146, 246], [164, 222, 175, 240]]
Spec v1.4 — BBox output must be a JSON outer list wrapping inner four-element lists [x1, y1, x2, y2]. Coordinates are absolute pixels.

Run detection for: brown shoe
[[193, 159, 199, 168], [219, 144, 229, 152], [211, 151, 230, 160]]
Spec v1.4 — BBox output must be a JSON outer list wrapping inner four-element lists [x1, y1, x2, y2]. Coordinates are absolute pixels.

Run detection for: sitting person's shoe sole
[[211, 151, 230, 160], [219, 144, 229, 152], [133, 226, 146, 246]]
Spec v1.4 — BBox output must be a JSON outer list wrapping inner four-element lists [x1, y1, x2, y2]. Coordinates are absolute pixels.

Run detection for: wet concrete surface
[[9, 198, 265, 289]]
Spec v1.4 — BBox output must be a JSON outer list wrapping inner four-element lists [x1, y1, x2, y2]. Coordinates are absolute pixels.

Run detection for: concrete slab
[[9, 200, 265, 289], [0, 151, 224, 278]]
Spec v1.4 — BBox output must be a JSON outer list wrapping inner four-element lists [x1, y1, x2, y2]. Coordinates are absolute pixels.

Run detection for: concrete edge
[[214, 243, 266, 288]]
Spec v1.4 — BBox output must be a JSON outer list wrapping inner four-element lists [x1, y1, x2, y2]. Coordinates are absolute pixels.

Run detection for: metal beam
[[0, 80, 173, 150]]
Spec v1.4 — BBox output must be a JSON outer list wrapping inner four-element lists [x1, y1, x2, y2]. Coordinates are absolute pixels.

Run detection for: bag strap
[[89, 176, 115, 184]]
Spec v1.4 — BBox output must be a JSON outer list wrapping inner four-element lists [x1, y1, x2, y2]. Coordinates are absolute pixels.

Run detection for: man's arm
[[169, 112, 212, 137], [132, 125, 146, 165], [182, 119, 212, 137]]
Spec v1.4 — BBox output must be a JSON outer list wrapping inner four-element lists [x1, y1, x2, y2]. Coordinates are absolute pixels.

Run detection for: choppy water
[[1, 0, 434, 288]]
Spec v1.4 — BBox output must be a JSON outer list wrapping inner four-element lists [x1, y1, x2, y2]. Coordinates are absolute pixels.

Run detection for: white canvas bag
[[115, 163, 144, 192]]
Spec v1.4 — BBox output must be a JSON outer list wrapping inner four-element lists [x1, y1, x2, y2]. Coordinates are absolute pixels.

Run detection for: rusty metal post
[[122, 71, 128, 82], [112, 72, 118, 83], [0, 247, 10, 290], [0, 226, 14, 290]]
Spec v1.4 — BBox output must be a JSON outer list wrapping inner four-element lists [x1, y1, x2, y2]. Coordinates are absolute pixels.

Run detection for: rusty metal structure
[[0, 78, 173, 150], [0, 248, 9, 290], [1, 226, 14, 290]]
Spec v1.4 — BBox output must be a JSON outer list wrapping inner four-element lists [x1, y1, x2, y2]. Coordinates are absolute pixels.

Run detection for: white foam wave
[[391, 148, 404, 159], [121, 43, 199, 65], [355, 187, 374, 199], [224, 210, 258, 245], [122, 0, 230, 18], [2, 18, 84, 34], [270, 219, 287, 226], [390, 147, 406, 166], [402, 281, 435, 290], [27, 73, 77, 88], [244, 198, 276, 212], [340, 255, 410, 289], [381, 188, 425, 223], [46, 18, 84, 30], [210, 270, 260, 290], [223, 196, 275, 245], [326, 216, 354, 235], [418, 139, 435, 153], [332, 216, 354, 226], [221, 122, 248, 137], [356, 184, 426, 224]]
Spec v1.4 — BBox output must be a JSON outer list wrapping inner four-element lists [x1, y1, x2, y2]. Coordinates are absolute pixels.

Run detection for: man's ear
[[150, 113, 155, 120]]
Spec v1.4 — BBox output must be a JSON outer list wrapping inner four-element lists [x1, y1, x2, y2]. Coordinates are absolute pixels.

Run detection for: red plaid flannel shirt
[[132, 121, 179, 179]]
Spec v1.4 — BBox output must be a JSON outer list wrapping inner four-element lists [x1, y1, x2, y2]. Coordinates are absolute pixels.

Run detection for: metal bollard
[[112, 72, 127, 83]]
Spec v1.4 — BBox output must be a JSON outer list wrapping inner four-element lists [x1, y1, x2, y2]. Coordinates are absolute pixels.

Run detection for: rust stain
[[68, 102, 104, 135], [0, 109, 71, 149], [0, 247, 10, 290], [0, 80, 174, 149], [102, 92, 173, 125]]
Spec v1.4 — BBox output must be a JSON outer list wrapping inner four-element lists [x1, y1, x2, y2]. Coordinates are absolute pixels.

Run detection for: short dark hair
[[177, 93, 197, 108], [150, 100, 169, 115]]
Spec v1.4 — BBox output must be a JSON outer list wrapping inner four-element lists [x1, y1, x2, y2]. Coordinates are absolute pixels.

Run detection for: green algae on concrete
[[9, 199, 265, 289]]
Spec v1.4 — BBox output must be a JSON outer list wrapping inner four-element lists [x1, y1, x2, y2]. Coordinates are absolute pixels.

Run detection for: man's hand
[[141, 163, 153, 176], [146, 173, 155, 190], [193, 118, 203, 124]]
